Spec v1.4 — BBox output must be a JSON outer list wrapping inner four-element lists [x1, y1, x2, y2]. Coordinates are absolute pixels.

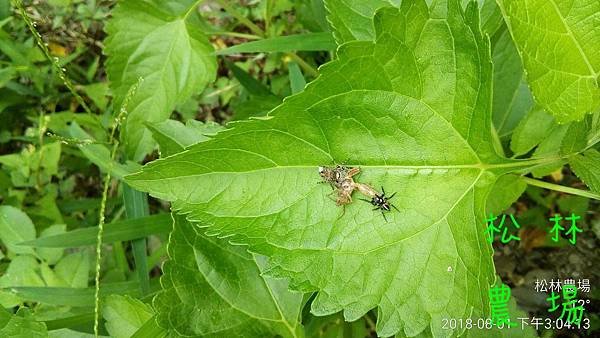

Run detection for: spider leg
[[381, 186, 386, 196], [388, 192, 397, 200], [382, 211, 388, 222], [359, 198, 372, 203], [391, 203, 400, 212], [372, 207, 379, 211]]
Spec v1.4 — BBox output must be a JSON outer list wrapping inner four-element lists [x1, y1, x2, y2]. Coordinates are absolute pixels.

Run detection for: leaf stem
[[214, 0, 265, 37], [521, 177, 600, 201]]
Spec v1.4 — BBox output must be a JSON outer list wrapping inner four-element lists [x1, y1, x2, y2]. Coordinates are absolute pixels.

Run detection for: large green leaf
[[127, 2, 551, 336], [497, 0, 600, 123], [325, 0, 397, 44], [105, 0, 217, 161], [491, 27, 534, 140], [154, 215, 304, 337]]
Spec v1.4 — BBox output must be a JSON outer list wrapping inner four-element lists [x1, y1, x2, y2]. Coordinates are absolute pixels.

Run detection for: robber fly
[[318, 165, 360, 190], [318, 165, 360, 214]]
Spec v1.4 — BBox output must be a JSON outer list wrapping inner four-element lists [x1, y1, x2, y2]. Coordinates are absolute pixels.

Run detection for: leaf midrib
[[129, 156, 561, 184]]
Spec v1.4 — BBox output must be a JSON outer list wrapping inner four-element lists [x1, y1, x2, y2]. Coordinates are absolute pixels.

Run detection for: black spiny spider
[[360, 186, 399, 222]]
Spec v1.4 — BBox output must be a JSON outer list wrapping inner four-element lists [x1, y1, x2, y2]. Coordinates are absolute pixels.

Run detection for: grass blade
[[5, 279, 160, 307], [131, 316, 166, 338], [216, 32, 335, 55], [18, 214, 171, 248], [122, 184, 151, 296]]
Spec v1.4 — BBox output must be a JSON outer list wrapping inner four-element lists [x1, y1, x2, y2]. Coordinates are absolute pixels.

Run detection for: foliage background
[[0, 0, 598, 337]]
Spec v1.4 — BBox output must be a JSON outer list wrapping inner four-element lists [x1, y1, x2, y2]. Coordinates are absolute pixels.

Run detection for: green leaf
[[54, 251, 90, 288], [154, 215, 304, 337], [0, 256, 44, 307], [36, 224, 66, 264], [288, 61, 306, 94], [0, 308, 47, 338], [496, 0, 600, 123], [480, 0, 503, 37], [103, 295, 154, 338], [216, 32, 336, 54], [105, 0, 217, 161], [486, 174, 527, 215], [82, 82, 109, 111], [492, 28, 534, 140], [325, 0, 397, 44], [125, 2, 540, 336], [148, 120, 224, 157], [67, 122, 133, 180], [570, 149, 600, 193], [0, 205, 36, 256], [560, 118, 591, 155], [510, 107, 555, 156], [463, 292, 538, 338], [18, 214, 172, 248]]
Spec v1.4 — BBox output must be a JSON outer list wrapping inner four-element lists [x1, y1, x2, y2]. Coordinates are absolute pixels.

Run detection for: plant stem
[[215, 0, 265, 37], [13, 0, 93, 115], [210, 31, 262, 40], [286, 52, 318, 77], [522, 177, 600, 201]]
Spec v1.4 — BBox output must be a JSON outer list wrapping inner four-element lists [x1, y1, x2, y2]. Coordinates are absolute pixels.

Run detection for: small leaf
[[148, 120, 224, 157], [105, 0, 217, 160], [510, 107, 555, 156], [154, 215, 304, 337], [288, 61, 306, 94], [54, 251, 90, 288], [0, 205, 36, 256], [560, 118, 591, 155], [36, 224, 66, 264], [486, 174, 527, 215], [497, 0, 600, 123], [216, 32, 336, 54], [0, 256, 44, 307], [0, 308, 47, 338], [570, 149, 600, 193], [103, 295, 154, 338]]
